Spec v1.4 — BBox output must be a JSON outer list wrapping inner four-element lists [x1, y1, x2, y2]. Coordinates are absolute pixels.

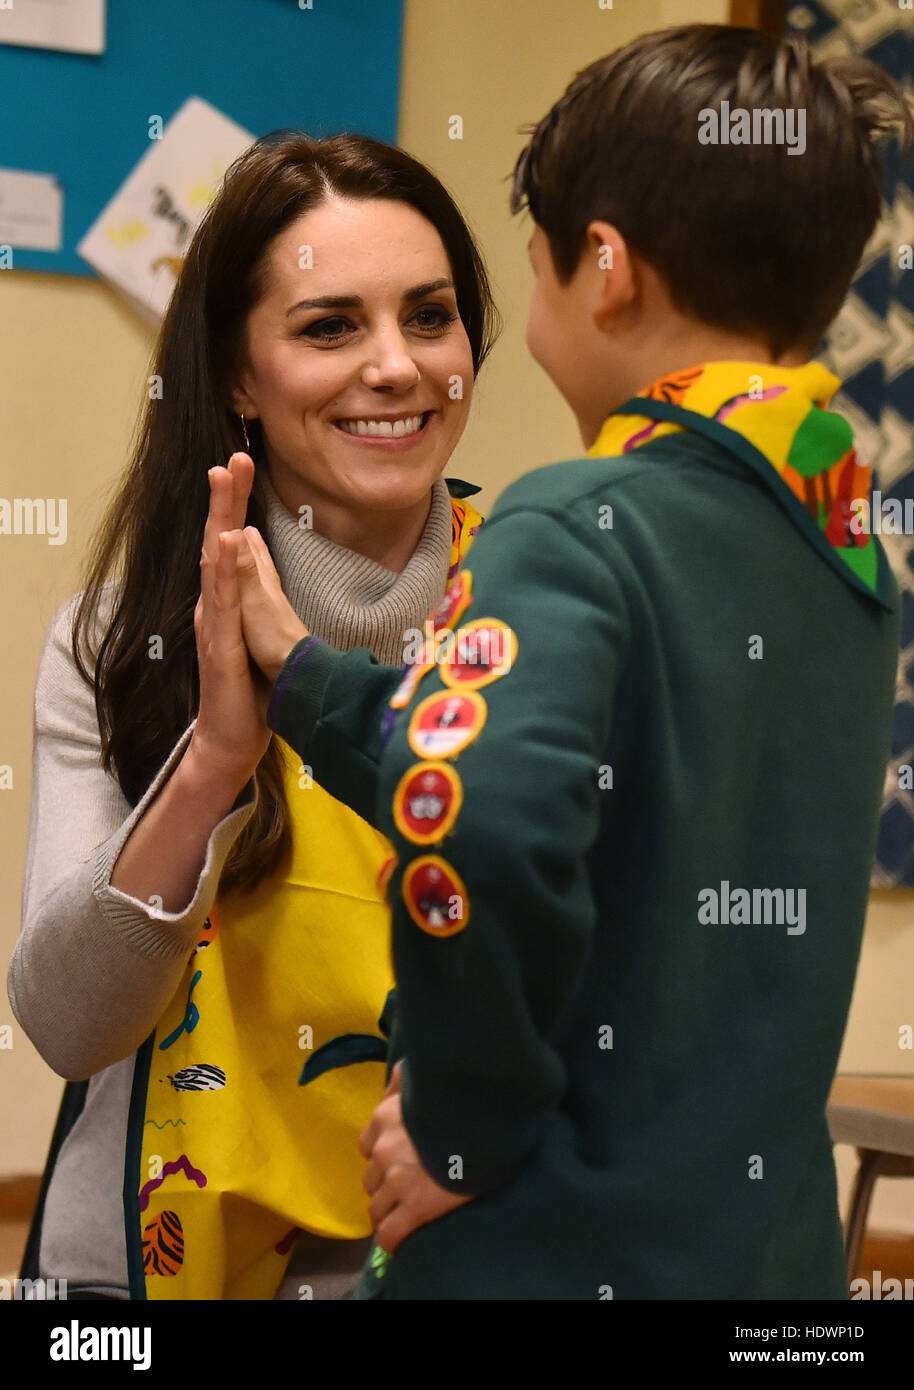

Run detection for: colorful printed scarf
[[589, 360, 879, 595]]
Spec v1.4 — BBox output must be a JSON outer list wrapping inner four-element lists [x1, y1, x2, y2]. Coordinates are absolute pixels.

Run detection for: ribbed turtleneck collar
[[258, 469, 454, 667]]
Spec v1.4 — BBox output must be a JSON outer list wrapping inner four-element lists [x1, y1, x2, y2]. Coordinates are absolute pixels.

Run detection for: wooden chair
[[827, 1075, 914, 1280]]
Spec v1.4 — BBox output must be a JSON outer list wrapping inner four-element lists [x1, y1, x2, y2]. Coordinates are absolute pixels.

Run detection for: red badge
[[407, 689, 488, 760], [440, 618, 517, 691], [392, 762, 463, 845], [428, 569, 473, 634], [402, 856, 470, 937]]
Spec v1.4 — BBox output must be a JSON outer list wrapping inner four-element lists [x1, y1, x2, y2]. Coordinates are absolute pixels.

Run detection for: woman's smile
[[332, 409, 434, 447]]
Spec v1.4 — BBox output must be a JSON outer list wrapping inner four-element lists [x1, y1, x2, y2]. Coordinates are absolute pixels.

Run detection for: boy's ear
[[585, 221, 637, 332]]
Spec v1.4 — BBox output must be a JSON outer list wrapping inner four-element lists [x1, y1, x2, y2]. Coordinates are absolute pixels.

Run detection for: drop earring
[[239, 414, 251, 451]]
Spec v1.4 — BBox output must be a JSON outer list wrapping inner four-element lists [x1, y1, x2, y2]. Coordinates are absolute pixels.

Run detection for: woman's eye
[[298, 306, 457, 343], [300, 317, 353, 342], [411, 305, 458, 333]]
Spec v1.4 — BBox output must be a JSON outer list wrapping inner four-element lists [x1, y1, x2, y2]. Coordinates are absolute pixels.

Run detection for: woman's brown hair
[[72, 131, 498, 894]]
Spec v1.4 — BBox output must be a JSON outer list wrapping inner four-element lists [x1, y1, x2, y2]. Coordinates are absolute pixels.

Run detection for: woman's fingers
[[227, 451, 255, 532], [214, 530, 242, 626], [201, 468, 231, 610], [191, 460, 272, 781], [201, 530, 248, 688], [201, 457, 251, 612], [209, 460, 237, 535], [242, 525, 284, 596], [204, 455, 249, 560], [233, 529, 272, 628]]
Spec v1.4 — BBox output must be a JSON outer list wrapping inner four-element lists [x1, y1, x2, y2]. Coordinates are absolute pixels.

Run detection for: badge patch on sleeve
[[428, 569, 473, 633], [393, 762, 464, 845], [389, 656, 436, 710], [402, 856, 470, 937], [440, 619, 517, 691], [407, 689, 488, 760]]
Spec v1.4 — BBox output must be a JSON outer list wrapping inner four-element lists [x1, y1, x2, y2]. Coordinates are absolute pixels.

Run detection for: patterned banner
[[786, 1, 914, 883]]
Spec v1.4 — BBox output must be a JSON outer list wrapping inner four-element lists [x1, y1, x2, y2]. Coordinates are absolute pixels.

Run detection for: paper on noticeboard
[[0, 167, 63, 251], [77, 97, 254, 323], [0, 0, 106, 55]]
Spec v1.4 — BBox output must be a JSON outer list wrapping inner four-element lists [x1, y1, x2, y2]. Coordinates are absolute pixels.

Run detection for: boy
[[232, 25, 911, 1297]]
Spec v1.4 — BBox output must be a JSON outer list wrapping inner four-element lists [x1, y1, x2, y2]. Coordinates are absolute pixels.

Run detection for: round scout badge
[[407, 689, 487, 760], [440, 618, 517, 692], [392, 762, 463, 846], [402, 856, 470, 937]]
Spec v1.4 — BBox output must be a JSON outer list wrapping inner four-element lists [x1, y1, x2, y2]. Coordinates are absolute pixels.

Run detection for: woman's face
[[233, 196, 475, 518]]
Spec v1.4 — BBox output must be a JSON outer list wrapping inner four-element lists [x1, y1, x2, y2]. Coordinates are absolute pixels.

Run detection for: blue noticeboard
[[0, 0, 404, 277]]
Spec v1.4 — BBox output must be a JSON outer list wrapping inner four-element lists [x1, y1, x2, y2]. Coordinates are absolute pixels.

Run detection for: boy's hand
[[227, 525, 310, 686], [359, 1061, 473, 1254]]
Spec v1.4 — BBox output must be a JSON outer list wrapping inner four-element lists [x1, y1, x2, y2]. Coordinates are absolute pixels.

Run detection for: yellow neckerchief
[[128, 489, 483, 1301], [589, 360, 879, 595]]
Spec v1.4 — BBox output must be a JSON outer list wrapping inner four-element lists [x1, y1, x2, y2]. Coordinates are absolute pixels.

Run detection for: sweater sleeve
[[382, 505, 628, 1194], [267, 636, 404, 828], [7, 594, 258, 1081]]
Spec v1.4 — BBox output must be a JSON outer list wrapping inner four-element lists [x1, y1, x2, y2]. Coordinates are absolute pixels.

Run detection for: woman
[[9, 130, 497, 1300]]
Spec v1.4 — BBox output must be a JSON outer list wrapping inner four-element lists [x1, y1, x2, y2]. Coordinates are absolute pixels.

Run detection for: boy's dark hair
[[510, 24, 913, 357]]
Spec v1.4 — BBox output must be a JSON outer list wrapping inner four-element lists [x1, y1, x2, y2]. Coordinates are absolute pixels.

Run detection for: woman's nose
[[359, 326, 421, 391]]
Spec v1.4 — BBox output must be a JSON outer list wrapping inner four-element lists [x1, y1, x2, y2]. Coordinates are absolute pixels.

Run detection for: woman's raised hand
[[189, 453, 273, 784]]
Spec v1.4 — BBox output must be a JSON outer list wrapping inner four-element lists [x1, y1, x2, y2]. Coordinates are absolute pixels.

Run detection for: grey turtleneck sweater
[[8, 469, 456, 1298]]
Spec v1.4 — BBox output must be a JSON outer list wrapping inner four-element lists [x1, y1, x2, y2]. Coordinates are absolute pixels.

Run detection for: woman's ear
[[231, 383, 259, 419], [230, 357, 260, 419]]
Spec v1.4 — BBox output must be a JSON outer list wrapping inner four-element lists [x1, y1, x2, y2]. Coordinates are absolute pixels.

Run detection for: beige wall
[[3, 0, 912, 1238]]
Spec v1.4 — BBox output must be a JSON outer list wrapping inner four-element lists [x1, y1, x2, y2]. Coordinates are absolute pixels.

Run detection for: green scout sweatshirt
[[266, 362, 899, 1300]]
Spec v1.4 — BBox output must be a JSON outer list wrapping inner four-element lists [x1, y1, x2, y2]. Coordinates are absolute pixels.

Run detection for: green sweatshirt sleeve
[[267, 635, 403, 828], [381, 504, 630, 1194]]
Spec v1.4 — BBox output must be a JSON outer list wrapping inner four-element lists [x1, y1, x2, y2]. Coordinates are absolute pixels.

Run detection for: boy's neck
[[581, 330, 811, 448]]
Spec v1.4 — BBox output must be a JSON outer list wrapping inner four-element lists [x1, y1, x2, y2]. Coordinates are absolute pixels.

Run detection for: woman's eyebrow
[[286, 278, 455, 317], [286, 294, 361, 315], [402, 278, 454, 302]]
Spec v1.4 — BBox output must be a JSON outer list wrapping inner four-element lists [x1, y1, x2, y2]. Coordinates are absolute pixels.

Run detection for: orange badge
[[402, 856, 470, 937], [389, 656, 436, 710], [392, 762, 463, 845], [429, 569, 473, 634], [376, 853, 398, 896], [440, 618, 517, 692], [407, 689, 488, 760]]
